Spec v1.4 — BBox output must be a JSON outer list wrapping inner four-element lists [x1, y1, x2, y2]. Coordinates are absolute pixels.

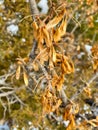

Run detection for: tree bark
[[29, 0, 39, 59], [29, 0, 39, 16], [59, 89, 68, 106]]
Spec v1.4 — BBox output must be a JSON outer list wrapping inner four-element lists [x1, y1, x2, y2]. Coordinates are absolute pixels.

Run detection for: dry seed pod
[[53, 18, 67, 42], [91, 44, 98, 71], [61, 56, 74, 74], [42, 26, 52, 47], [52, 47, 56, 63], [23, 71, 29, 86], [16, 65, 21, 80], [32, 61, 39, 71], [32, 21, 38, 38], [47, 9, 66, 29]]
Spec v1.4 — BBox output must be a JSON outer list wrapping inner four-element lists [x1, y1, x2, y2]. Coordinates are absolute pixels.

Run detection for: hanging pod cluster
[[32, 8, 74, 90], [16, 8, 74, 90]]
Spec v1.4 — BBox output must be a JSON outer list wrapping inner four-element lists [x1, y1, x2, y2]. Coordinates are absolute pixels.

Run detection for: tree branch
[[29, 0, 39, 17], [29, 0, 39, 59], [0, 86, 25, 98], [71, 72, 98, 101], [59, 89, 68, 106]]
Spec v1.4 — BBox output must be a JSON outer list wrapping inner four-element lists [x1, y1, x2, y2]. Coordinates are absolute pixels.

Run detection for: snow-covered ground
[[85, 44, 92, 55], [7, 24, 19, 35], [0, 122, 9, 130], [0, 0, 4, 5], [38, 0, 49, 14]]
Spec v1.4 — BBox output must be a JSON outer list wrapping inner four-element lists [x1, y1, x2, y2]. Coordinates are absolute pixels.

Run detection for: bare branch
[[0, 86, 25, 98], [29, 39, 38, 59], [59, 89, 68, 106]]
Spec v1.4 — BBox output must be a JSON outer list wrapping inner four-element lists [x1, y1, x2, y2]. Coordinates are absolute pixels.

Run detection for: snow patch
[[38, 0, 49, 14], [28, 121, 32, 125], [63, 120, 70, 127], [77, 52, 85, 59], [7, 24, 19, 35], [85, 44, 92, 55], [0, 122, 10, 130], [83, 104, 89, 110], [0, 0, 4, 5], [21, 38, 26, 42]]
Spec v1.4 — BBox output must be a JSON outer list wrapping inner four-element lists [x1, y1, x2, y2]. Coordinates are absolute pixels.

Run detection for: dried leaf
[[64, 104, 76, 130], [39, 50, 49, 64], [17, 61, 22, 65], [52, 99, 62, 111], [37, 27, 44, 49], [32, 21, 38, 30], [91, 44, 98, 71], [16, 65, 21, 80], [64, 104, 72, 120], [52, 74, 59, 87], [66, 114, 75, 130], [52, 47, 56, 63], [49, 58, 54, 69], [59, 18, 67, 36], [23, 71, 29, 86], [88, 120, 98, 127], [47, 9, 66, 29], [32, 21, 38, 38], [56, 74, 65, 91], [42, 26, 52, 47], [53, 18, 67, 42], [61, 62, 67, 74], [74, 104, 79, 114], [23, 57, 29, 63], [34, 48, 49, 65], [83, 87, 92, 98], [42, 89, 61, 113], [53, 28, 61, 42], [61, 56, 74, 74], [32, 61, 39, 71]]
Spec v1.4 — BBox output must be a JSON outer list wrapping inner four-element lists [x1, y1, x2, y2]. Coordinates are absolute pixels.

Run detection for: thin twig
[[0, 86, 25, 98], [14, 94, 25, 107], [0, 87, 14, 90], [71, 72, 98, 101], [39, 63, 53, 91], [91, 32, 97, 45], [0, 98, 7, 118]]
